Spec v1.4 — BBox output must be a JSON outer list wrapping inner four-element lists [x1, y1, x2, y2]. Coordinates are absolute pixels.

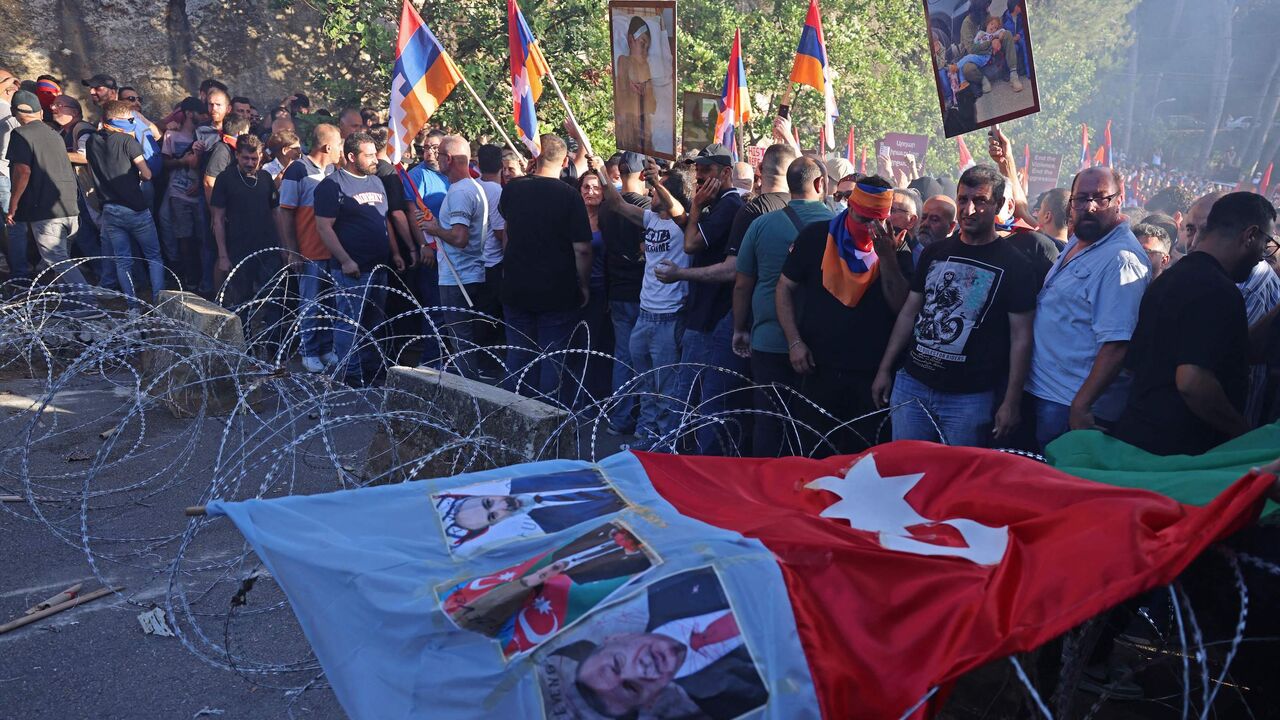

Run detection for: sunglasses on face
[[122, 95, 141, 103], [833, 190, 853, 202]]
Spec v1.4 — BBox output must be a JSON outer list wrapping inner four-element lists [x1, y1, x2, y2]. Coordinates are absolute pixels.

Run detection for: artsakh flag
[[509, 0, 551, 156], [207, 444, 1273, 719], [956, 135, 975, 171], [790, 0, 837, 148], [714, 29, 750, 159], [388, 0, 462, 165]]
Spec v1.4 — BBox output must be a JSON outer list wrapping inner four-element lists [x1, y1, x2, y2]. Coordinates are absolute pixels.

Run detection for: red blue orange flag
[[388, 0, 462, 165], [1080, 123, 1091, 170], [789, 0, 837, 148], [1101, 119, 1113, 167], [714, 29, 750, 159], [846, 125, 855, 162], [509, 0, 551, 156]]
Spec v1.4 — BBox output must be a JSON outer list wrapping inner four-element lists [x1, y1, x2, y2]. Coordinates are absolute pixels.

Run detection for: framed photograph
[[609, 0, 678, 160], [924, 0, 1041, 138], [535, 566, 769, 720], [437, 520, 661, 660], [681, 91, 721, 155], [432, 467, 629, 559]]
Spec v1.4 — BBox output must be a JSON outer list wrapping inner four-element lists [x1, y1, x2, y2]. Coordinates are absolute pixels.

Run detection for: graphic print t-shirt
[[904, 236, 1036, 393], [641, 209, 689, 313]]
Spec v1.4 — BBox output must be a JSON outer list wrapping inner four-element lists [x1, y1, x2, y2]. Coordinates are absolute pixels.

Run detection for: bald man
[[731, 161, 754, 195], [1183, 191, 1226, 253], [917, 195, 957, 248]]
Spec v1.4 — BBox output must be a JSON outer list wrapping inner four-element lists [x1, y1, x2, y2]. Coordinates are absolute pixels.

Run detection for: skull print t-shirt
[[904, 235, 1036, 393]]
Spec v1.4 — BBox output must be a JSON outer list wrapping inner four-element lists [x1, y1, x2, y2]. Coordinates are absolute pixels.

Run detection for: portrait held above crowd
[[4, 0, 1280, 717]]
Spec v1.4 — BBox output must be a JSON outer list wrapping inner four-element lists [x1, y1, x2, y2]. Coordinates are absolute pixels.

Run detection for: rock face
[[365, 366, 575, 483], [0, 0, 369, 117]]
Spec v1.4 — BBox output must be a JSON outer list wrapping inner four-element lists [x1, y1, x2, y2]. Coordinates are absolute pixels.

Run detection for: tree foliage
[[291, 0, 1137, 177]]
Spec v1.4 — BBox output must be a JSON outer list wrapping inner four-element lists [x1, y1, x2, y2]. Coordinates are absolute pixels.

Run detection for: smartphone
[[778, 104, 790, 119]]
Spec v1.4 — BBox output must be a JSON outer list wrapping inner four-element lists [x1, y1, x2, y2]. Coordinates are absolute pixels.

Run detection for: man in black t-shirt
[[4, 90, 98, 310], [497, 133, 592, 402], [599, 151, 650, 434], [1112, 192, 1277, 455], [86, 100, 166, 307], [873, 165, 1036, 447], [777, 174, 912, 454]]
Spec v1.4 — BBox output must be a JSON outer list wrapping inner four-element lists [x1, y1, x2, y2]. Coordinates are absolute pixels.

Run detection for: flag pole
[[544, 66, 594, 158], [396, 163, 474, 307], [455, 72, 522, 157]]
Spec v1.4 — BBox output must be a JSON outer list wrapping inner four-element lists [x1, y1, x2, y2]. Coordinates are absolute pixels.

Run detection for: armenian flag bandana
[[821, 183, 892, 307]]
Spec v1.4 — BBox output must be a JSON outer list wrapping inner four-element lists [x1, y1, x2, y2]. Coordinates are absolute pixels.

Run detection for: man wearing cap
[[872, 165, 1036, 447], [0, 67, 22, 279], [653, 142, 748, 454], [598, 150, 651, 435], [3, 90, 100, 311]]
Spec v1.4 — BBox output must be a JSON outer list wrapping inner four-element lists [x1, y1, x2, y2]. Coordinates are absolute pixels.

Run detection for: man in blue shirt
[[402, 128, 449, 369], [1026, 167, 1150, 450]]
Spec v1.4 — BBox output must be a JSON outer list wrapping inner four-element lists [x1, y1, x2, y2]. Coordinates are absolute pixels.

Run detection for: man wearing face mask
[[1112, 193, 1279, 455], [1025, 167, 1150, 450], [872, 165, 1036, 447]]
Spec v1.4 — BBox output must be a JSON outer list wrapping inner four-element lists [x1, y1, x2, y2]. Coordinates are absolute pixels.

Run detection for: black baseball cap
[[694, 143, 733, 167], [81, 73, 118, 90], [618, 151, 646, 175], [10, 90, 40, 114]]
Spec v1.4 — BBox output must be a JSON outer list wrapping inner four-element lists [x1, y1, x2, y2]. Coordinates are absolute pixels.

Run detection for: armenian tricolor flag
[[388, 0, 462, 165], [789, 0, 837, 149], [509, 0, 551, 156], [1079, 123, 1091, 170], [715, 29, 750, 159], [1100, 119, 1113, 167]]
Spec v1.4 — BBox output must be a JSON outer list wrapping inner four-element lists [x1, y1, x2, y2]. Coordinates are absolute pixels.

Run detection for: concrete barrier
[[142, 291, 247, 418], [366, 366, 573, 482]]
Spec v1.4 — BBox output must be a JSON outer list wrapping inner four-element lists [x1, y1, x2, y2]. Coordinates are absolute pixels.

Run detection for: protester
[[337, 108, 364, 139], [0, 68, 19, 280], [916, 195, 957, 251], [872, 165, 1035, 446], [1112, 193, 1277, 455], [420, 134, 493, 379], [3, 90, 100, 312], [889, 189, 919, 241], [262, 129, 301, 185], [1133, 222, 1172, 280], [731, 161, 754, 195], [598, 161, 691, 445], [1034, 187, 1070, 248], [159, 97, 207, 289], [314, 131, 405, 386], [403, 128, 449, 368], [776, 174, 911, 454], [1026, 167, 1150, 449], [278, 123, 341, 373], [598, 151, 650, 435], [733, 156, 833, 456], [497, 134, 592, 401], [86, 99, 165, 308], [654, 143, 749, 454], [231, 96, 253, 123], [575, 169, 615, 401]]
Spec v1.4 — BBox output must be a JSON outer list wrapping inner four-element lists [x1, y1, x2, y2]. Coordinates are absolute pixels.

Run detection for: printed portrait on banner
[[437, 521, 659, 660], [432, 467, 629, 558], [536, 566, 769, 720], [610, 0, 678, 160], [924, 0, 1041, 137]]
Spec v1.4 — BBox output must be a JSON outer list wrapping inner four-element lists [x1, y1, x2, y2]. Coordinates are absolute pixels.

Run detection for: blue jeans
[[889, 369, 994, 447], [328, 263, 388, 386], [502, 304, 580, 404], [440, 283, 486, 379], [607, 300, 640, 432], [297, 260, 334, 359], [413, 261, 443, 368], [10, 217, 93, 292], [1033, 396, 1072, 452], [0, 175, 14, 278], [74, 193, 119, 290], [630, 309, 684, 440], [100, 204, 165, 306], [676, 311, 751, 455]]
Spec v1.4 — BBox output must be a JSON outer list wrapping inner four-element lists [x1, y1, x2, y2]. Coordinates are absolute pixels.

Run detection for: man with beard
[[1026, 167, 1150, 449], [1113, 193, 1278, 455], [437, 468, 626, 546], [916, 195, 957, 251], [403, 128, 449, 369]]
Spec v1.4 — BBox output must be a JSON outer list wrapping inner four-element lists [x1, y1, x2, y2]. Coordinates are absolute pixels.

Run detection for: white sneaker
[[320, 351, 340, 369], [982, 77, 992, 94], [1010, 72, 1024, 92], [302, 356, 325, 373]]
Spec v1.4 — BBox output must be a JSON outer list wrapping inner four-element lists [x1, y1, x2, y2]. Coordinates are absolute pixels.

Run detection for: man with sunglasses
[[1113, 193, 1278, 455], [1026, 166, 1150, 450]]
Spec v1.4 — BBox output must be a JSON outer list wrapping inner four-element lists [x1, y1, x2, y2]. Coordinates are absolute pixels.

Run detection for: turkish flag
[[636, 442, 1273, 719]]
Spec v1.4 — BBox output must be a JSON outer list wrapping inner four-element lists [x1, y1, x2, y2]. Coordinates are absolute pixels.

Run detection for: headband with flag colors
[[1079, 122, 1091, 170], [509, 0, 551, 157], [789, 0, 837, 149], [388, 0, 462, 166], [714, 29, 750, 160]]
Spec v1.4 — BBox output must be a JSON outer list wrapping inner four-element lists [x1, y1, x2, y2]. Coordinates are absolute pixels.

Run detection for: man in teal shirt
[[733, 155, 833, 456]]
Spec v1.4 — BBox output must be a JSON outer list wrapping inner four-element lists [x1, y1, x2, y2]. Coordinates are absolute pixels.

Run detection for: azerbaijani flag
[[714, 29, 750, 159], [509, 0, 551, 156], [1080, 122, 1091, 170], [388, 0, 462, 166], [789, 0, 837, 149]]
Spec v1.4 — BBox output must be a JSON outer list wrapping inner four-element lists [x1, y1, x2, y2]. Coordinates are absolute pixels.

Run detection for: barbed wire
[[0, 258, 1274, 718]]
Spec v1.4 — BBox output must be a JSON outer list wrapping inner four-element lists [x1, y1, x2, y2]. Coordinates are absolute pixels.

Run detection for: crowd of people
[[2, 68, 1280, 462]]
